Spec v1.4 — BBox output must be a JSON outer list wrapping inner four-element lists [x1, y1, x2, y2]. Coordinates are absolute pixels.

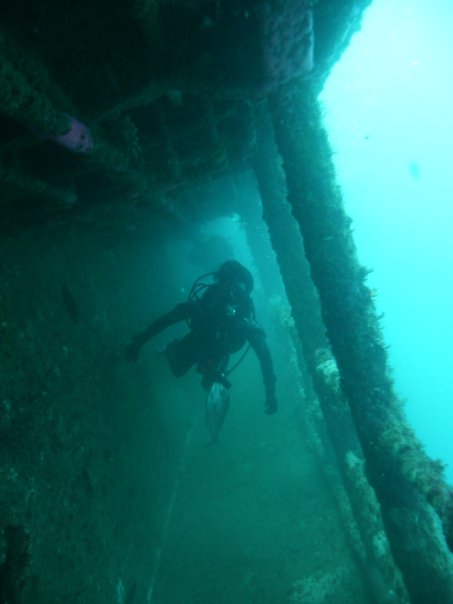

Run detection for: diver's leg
[[200, 355, 231, 390]]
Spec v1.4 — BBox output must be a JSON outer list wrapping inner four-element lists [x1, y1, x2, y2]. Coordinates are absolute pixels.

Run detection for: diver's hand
[[125, 339, 142, 362], [265, 394, 278, 415]]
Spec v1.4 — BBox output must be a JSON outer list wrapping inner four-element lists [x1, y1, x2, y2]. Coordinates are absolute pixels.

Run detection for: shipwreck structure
[[1, 1, 452, 603]]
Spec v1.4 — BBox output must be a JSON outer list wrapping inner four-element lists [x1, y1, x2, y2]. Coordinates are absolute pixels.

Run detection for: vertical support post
[[268, 84, 453, 604], [253, 99, 409, 603]]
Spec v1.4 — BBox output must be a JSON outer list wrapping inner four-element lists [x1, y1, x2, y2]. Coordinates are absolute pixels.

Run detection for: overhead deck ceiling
[[0, 0, 371, 229]]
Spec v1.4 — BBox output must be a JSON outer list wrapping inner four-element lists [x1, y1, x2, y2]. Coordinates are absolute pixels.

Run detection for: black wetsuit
[[137, 284, 276, 397]]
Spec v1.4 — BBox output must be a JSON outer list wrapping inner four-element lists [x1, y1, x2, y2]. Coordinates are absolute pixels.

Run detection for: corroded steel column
[[253, 100, 409, 604], [252, 100, 327, 362], [268, 85, 453, 604]]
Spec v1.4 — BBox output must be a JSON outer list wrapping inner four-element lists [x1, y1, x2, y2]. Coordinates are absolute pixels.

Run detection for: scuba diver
[[125, 260, 277, 441]]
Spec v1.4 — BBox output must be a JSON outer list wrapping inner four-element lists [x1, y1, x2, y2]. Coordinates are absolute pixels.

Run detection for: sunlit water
[[320, 0, 453, 482]]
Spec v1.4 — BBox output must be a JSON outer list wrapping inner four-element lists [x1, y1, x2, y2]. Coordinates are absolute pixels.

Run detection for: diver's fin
[[205, 382, 230, 442]]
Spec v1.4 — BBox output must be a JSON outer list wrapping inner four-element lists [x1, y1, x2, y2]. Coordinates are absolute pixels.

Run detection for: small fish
[[205, 382, 230, 443]]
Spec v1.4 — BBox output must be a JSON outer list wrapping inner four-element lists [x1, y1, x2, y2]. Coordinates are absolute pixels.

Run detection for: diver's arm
[[126, 302, 191, 361], [247, 326, 278, 414]]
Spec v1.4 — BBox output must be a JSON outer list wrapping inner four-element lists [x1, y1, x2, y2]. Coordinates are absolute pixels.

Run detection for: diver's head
[[215, 260, 254, 304]]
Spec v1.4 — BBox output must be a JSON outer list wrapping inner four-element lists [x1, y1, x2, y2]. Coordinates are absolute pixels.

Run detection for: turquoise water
[[320, 0, 453, 482]]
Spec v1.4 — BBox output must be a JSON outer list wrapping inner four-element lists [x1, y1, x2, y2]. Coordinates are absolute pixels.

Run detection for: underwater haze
[[320, 0, 453, 483]]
